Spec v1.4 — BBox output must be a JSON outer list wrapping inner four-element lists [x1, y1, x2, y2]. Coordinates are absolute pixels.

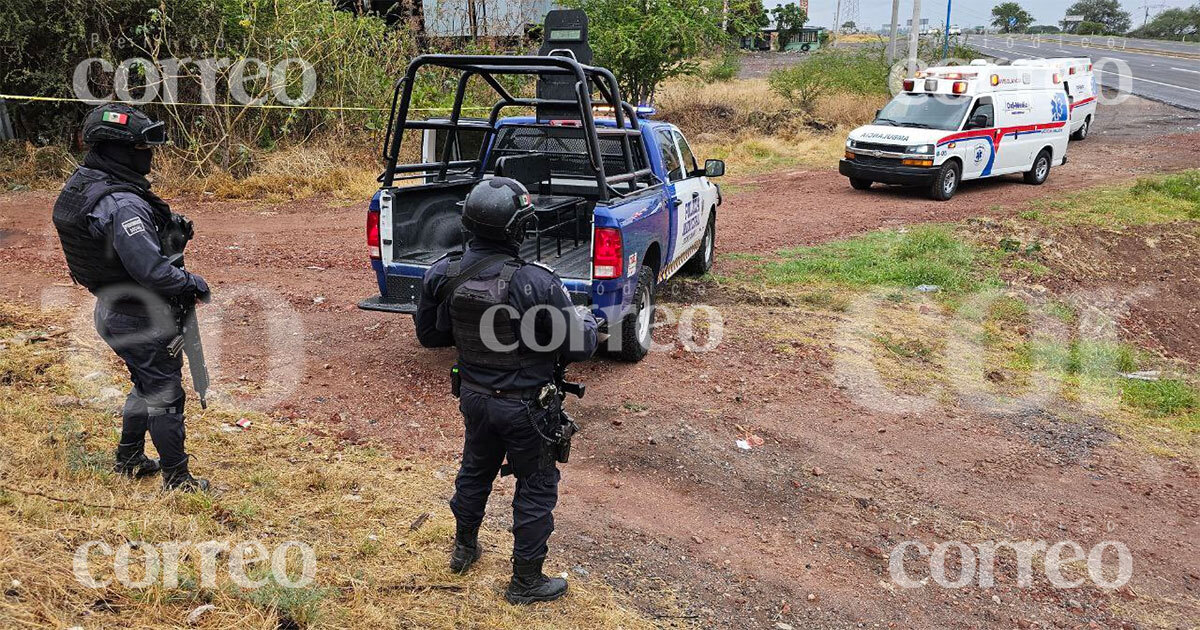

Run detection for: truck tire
[[849, 177, 873, 191], [1024, 150, 1051, 185], [929, 160, 960, 201], [607, 264, 655, 362], [682, 215, 715, 276], [1071, 115, 1090, 141]]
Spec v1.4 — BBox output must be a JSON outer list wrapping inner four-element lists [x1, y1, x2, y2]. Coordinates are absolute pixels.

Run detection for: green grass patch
[[756, 225, 999, 293], [1033, 170, 1200, 228], [1122, 379, 1199, 417]]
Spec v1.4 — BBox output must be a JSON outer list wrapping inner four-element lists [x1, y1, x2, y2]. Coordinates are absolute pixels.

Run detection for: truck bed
[[391, 192, 593, 280], [396, 236, 591, 279]]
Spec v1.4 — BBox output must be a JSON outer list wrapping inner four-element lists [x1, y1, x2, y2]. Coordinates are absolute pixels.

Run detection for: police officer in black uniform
[[52, 103, 210, 492], [415, 177, 598, 604]]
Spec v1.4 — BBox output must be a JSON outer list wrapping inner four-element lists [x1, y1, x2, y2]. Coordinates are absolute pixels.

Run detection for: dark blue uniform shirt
[[416, 238, 598, 390], [85, 184, 205, 298]]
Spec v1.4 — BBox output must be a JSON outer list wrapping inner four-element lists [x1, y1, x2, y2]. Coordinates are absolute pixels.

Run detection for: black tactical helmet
[[82, 103, 168, 146], [461, 177, 536, 243]]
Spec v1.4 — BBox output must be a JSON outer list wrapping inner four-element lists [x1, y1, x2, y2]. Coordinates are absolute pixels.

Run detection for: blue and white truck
[[359, 10, 724, 361]]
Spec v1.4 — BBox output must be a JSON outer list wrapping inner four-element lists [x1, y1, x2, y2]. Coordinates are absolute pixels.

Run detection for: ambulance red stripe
[[937, 121, 1067, 149]]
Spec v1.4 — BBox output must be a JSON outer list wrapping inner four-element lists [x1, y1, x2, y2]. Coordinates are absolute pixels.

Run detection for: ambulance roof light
[[970, 59, 988, 66]]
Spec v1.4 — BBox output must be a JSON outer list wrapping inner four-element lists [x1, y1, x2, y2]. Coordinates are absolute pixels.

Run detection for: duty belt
[[460, 378, 544, 400]]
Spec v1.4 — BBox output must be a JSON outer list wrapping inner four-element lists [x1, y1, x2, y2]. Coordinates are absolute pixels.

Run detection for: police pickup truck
[[359, 10, 724, 362]]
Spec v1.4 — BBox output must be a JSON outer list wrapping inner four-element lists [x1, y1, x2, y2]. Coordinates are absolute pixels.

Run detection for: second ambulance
[[840, 61, 1071, 200]]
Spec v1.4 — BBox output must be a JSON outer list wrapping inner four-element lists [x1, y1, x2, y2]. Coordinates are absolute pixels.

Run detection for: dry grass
[[1, 141, 383, 203], [657, 78, 887, 175], [0, 302, 674, 629], [690, 132, 848, 176]]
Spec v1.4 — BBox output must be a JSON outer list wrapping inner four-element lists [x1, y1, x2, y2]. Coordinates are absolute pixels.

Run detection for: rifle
[[161, 214, 210, 410], [545, 359, 583, 463]]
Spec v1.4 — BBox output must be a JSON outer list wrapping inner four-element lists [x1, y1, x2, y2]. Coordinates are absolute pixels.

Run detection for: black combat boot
[[113, 440, 161, 478], [449, 524, 481, 574], [161, 459, 210, 492], [504, 556, 568, 605]]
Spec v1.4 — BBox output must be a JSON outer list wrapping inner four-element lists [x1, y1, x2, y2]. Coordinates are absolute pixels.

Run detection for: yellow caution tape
[[0, 93, 490, 112]]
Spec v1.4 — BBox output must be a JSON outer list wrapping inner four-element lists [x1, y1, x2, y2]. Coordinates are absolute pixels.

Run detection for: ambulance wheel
[[1071, 115, 1090, 140], [849, 177, 873, 190], [608, 264, 655, 362], [682, 214, 716, 275], [1024, 150, 1051, 185], [929, 161, 960, 201]]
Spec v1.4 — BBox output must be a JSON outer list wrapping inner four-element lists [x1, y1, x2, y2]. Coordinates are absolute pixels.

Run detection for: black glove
[[191, 274, 212, 304]]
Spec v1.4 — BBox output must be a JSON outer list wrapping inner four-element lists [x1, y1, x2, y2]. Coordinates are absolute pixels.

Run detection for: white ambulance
[[1012, 57, 1097, 140], [840, 61, 1071, 200]]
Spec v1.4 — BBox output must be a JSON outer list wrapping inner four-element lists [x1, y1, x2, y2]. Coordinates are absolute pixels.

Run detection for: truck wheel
[[608, 264, 655, 362], [929, 161, 960, 201], [682, 215, 715, 276], [1071, 115, 1090, 140], [1024, 150, 1051, 185], [849, 177, 873, 191]]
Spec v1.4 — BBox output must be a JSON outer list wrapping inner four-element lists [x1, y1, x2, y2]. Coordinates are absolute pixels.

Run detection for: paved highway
[[963, 33, 1200, 111]]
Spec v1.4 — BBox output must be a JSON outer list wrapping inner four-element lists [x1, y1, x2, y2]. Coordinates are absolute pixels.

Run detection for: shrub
[[703, 51, 742, 83], [768, 48, 889, 112]]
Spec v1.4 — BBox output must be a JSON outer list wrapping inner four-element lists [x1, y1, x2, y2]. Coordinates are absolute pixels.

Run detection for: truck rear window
[[486, 125, 649, 179]]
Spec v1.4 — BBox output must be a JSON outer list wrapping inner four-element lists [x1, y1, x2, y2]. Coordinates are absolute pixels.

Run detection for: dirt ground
[[1, 98, 1198, 629]]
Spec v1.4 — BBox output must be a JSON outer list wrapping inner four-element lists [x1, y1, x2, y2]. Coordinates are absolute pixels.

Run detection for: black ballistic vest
[[52, 167, 168, 292], [446, 257, 556, 372]]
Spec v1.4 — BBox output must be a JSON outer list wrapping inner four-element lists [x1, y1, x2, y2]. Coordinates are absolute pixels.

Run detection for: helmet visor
[[140, 121, 168, 146]]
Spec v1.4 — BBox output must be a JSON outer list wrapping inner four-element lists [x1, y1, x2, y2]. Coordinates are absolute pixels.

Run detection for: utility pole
[[834, 0, 843, 39], [722, 0, 729, 32], [907, 0, 922, 75], [943, 0, 952, 58], [887, 0, 901, 62]]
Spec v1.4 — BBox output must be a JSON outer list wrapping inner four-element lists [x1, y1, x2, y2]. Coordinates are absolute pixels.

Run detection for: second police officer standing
[[415, 177, 599, 604]]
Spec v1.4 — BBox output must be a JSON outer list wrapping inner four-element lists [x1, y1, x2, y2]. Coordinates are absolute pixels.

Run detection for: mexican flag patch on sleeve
[[102, 111, 128, 125]]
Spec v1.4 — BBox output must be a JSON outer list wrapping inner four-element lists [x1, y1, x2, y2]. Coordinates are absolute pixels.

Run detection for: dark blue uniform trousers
[[449, 389, 561, 561], [94, 303, 188, 468]]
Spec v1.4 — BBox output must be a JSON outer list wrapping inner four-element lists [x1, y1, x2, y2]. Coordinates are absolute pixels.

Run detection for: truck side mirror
[[704, 159, 725, 178]]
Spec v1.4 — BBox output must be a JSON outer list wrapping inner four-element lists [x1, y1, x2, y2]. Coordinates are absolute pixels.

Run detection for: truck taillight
[[367, 209, 381, 260], [592, 227, 623, 279], [952, 81, 967, 94], [902, 79, 915, 91]]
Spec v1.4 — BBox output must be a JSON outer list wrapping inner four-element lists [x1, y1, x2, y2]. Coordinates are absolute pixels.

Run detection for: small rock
[[313, 296, 327, 305], [776, 624, 795, 630], [572, 565, 590, 576], [811, 466, 825, 477], [806, 593, 817, 602], [186, 604, 216, 625], [991, 594, 1000, 604], [691, 535, 703, 544], [51, 395, 81, 407]]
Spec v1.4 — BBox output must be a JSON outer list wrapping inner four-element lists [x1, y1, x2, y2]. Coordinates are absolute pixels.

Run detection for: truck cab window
[[656, 131, 684, 182], [966, 97, 994, 129], [673, 130, 699, 177]]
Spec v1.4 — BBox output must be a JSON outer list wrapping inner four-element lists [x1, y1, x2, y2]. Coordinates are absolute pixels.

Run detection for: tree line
[[990, 0, 1199, 39]]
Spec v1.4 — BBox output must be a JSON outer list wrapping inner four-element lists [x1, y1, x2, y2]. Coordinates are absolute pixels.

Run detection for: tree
[[770, 2, 807, 46], [725, 0, 770, 35], [1028, 24, 1063, 33], [564, 0, 729, 104], [1131, 4, 1200, 39], [1063, 0, 1131, 34], [841, 20, 856, 31], [991, 2, 1033, 33]]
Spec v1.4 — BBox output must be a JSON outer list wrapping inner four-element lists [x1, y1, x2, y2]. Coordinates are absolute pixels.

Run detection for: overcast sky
[[773, 0, 1198, 31]]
